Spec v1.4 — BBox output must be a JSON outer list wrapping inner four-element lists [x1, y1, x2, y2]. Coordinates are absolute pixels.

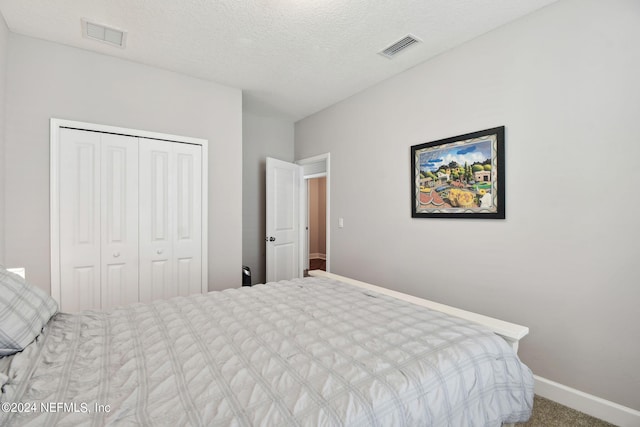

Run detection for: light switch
[[338, 217, 344, 228]]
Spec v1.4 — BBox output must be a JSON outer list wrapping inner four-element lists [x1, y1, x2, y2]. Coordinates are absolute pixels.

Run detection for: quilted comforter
[[1, 277, 533, 426]]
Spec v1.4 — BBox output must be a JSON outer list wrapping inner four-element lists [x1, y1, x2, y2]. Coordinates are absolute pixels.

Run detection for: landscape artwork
[[411, 126, 505, 219]]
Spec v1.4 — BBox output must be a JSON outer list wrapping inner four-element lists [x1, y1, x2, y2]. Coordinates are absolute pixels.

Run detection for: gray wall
[[242, 95, 294, 284], [4, 34, 243, 293], [295, 0, 640, 411], [0, 14, 7, 265]]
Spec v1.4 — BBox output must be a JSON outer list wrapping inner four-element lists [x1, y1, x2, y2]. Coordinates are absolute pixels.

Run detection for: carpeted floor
[[520, 395, 616, 426]]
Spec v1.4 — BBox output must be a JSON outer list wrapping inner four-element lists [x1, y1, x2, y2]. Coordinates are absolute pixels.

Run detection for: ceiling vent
[[81, 19, 127, 48], [379, 34, 421, 58]]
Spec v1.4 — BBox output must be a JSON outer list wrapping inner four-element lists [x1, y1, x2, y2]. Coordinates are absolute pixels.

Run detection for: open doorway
[[297, 153, 330, 278], [306, 177, 326, 274]]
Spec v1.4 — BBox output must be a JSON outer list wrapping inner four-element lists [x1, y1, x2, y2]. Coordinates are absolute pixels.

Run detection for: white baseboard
[[309, 253, 326, 260], [534, 375, 640, 427]]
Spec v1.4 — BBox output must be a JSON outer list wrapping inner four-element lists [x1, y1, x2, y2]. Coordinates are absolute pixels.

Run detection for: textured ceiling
[[0, 0, 557, 120]]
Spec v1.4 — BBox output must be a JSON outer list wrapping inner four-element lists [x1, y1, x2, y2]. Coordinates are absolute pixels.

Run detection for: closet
[[52, 122, 207, 312]]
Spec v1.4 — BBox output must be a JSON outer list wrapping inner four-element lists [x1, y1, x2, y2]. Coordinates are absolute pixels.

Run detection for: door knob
[[157, 249, 163, 254], [113, 252, 120, 258], [265, 236, 276, 242]]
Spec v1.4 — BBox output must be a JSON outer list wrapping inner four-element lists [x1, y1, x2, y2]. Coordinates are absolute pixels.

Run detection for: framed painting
[[411, 126, 505, 219]]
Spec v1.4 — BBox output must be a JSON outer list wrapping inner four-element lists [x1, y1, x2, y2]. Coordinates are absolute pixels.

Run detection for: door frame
[[296, 153, 330, 277], [50, 118, 209, 305]]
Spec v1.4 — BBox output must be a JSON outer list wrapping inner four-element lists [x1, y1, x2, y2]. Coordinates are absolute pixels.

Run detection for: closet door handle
[[156, 249, 164, 255], [113, 252, 120, 258]]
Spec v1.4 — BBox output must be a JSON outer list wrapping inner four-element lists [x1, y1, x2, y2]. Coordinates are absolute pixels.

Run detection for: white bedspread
[[1, 277, 533, 426]]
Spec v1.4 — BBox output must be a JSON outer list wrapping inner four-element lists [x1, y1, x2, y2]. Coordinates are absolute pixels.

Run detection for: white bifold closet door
[[138, 139, 202, 303], [59, 129, 139, 311], [58, 128, 202, 312]]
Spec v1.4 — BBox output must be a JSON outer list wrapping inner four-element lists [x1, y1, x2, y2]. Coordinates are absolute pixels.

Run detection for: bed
[[1, 267, 533, 426]]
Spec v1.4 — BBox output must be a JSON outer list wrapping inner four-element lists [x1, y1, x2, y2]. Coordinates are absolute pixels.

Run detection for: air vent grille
[[379, 35, 421, 58], [82, 19, 127, 48]]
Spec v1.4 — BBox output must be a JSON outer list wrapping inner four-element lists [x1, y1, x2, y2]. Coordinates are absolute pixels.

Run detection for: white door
[[266, 157, 300, 282], [59, 129, 102, 312], [139, 139, 202, 302], [101, 134, 139, 310], [173, 143, 203, 296], [59, 129, 138, 312]]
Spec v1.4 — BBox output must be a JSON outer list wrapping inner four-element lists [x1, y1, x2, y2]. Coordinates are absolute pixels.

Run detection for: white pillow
[[0, 266, 58, 356]]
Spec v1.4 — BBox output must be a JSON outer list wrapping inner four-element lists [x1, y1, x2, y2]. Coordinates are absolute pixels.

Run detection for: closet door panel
[[59, 128, 102, 312], [139, 139, 174, 302], [101, 134, 139, 310], [174, 144, 202, 296], [139, 139, 202, 301], [143, 259, 170, 302]]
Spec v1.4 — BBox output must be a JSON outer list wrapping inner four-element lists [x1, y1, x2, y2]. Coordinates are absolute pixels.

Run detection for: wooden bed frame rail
[[308, 270, 529, 354]]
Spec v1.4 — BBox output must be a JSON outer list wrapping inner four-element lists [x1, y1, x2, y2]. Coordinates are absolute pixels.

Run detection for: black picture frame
[[411, 126, 505, 219]]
